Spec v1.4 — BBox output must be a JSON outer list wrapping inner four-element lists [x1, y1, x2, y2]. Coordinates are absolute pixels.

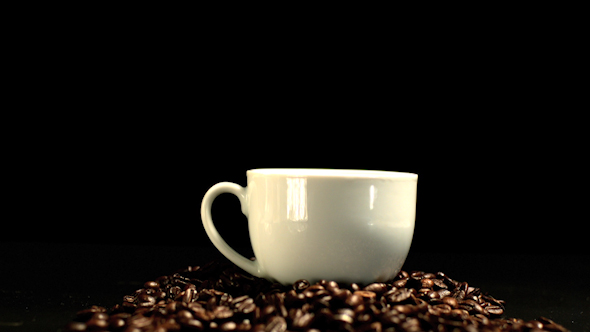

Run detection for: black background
[[2, 18, 588, 331], [4, 16, 585, 256], [8, 126, 583, 255]]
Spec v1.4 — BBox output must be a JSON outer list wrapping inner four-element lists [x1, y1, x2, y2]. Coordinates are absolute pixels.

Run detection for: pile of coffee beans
[[65, 260, 569, 332]]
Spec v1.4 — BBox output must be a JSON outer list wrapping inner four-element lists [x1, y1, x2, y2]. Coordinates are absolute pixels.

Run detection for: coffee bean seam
[[65, 260, 570, 332]]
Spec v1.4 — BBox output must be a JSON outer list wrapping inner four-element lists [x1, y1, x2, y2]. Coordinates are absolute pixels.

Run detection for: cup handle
[[200, 182, 263, 278]]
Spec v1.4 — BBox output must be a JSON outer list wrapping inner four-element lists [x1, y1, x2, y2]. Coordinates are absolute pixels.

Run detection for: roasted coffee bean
[[460, 299, 478, 308], [432, 278, 448, 289], [144, 281, 160, 289], [154, 290, 167, 300], [64, 322, 87, 332], [66, 261, 570, 332], [108, 316, 126, 330], [220, 321, 237, 331], [392, 279, 407, 288], [183, 288, 196, 303], [265, 316, 287, 332], [206, 296, 218, 310], [486, 305, 505, 316], [164, 301, 177, 314], [363, 282, 387, 294], [177, 309, 193, 320], [482, 294, 506, 309], [238, 300, 256, 314], [354, 290, 377, 301], [345, 294, 363, 307], [338, 308, 355, 317], [219, 292, 232, 306], [90, 312, 109, 321], [188, 302, 203, 311], [461, 299, 485, 315], [473, 313, 490, 325], [325, 280, 339, 292], [356, 311, 372, 324], [260, 304, 276, 319], [364, 321, 382, 332], [421, 278, 434, 289], [386, 288, 413, 303], [429, 303, 452, 316], [128, 315, 153, 328], [169, 285, 182, 297], [402, 318, 422, 332], [410, 271, 425, 280], [138, 294, 156, 308], [231, 295, 250, 305], [441, 296, 459, 309], [393, 304, 416, 315], [437, 289, 452, 298], [85, 319, 108, 331], [455, 289, 466, 301], [425, 289, 440, 300], [380, 309, 403, 326], [193, 308, 215, 322], [332, 288, 352, 300], [292, 279, 311, 292], [213, 306, 234, 320], [333, 312, 354, 324], [183, 318, 204, 330], [237, 321, 252, 331], [308, 289, 330, 301], [304, 284, 324, 293], [292, 311, 314, 329], [450, 308, 470, 321]]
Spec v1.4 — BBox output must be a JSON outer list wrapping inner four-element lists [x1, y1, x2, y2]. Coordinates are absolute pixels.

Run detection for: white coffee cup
[[201, 169, 417, 285]]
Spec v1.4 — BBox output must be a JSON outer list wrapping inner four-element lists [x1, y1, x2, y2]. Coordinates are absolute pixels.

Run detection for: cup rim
[[247, 168, 417, 180]]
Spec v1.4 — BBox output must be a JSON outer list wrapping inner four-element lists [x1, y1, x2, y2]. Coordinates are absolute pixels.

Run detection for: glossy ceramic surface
[[201, 169, 417, 285]]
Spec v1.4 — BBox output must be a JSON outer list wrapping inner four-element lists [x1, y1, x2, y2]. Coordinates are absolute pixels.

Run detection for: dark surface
[[0, 242, 587, 332]]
